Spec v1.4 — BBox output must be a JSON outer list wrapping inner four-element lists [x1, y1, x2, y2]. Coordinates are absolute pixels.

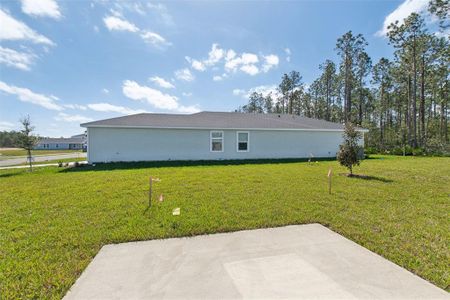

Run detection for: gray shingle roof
[[81, 111, 351, 131]]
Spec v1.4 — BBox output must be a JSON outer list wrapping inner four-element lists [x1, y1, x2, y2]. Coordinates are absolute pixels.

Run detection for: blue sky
[[0, 0, 433, 137]]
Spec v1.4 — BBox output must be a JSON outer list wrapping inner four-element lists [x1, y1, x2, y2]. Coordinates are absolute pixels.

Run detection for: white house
[[81, 112, 367, 163], [35, 134, 86, 150]]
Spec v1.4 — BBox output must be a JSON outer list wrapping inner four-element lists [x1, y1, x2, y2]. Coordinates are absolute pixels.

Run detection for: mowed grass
[[0, 149, 82, 158], [0, 156, 449, 298]]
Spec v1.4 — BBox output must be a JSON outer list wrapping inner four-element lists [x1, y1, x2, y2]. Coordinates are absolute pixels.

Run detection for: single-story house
[[81, 112, 367, 163], [35, 134, 86, 150]]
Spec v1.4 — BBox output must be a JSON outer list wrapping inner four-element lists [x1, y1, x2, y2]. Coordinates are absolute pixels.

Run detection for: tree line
[[0, 131, 22, 147], [237, 1, 449, 155]]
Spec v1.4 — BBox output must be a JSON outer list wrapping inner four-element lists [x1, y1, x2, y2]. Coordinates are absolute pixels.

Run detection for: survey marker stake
[[327, 168, 332, 194], [149, 176, 161, 207]]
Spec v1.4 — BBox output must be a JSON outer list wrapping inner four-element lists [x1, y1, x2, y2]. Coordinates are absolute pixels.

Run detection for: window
[[237, 131, 249, 152], [210, 131, 223, 152]]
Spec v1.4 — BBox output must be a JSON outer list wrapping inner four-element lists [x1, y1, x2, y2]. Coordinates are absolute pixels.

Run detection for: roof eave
[[81, 124, 349, 132]]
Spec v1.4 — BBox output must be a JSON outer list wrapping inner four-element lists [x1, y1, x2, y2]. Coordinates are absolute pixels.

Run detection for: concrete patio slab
[[64, 224, 448, 299]]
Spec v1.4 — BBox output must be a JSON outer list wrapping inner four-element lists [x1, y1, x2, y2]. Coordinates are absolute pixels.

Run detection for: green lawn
[[0, 156, 449, 298], [0, 149, 82, 158]]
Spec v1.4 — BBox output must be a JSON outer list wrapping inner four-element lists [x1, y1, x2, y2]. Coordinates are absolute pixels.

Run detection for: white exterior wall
[[35, 143, 72, 150], [87, 127, 360, 163]]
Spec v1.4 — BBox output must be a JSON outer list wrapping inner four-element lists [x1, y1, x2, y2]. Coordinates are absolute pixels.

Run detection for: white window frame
[[210, 131, 224, 152], [236, 131, 250, 152]]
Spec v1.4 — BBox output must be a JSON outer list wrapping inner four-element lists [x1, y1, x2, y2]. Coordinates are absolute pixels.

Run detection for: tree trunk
[[407, 74, 412, 146], [288, 91, 293, 115], [420, 54, 426, 146], [440, 86, 448, 142], [344, 53, 352, 123], [412, 38, 417, 148], [359, 78, 363, 125], [380, 85, 384, 149], [27, 148, 32, 172], [326, 76, 331, 121]]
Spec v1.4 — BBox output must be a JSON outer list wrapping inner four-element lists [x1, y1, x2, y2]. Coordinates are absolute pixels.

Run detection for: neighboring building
[[35, 133, 86, 150], [81, 112, 367, 163]]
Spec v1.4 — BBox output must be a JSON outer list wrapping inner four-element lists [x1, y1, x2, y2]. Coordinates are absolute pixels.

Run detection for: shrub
[[425, 138, 449, 156], [337, 123, 363, 176], [364, 147, 378, 154], [391, 147, 404, 156], [412, 148, 424, 156], [403, 145, 413, 156]]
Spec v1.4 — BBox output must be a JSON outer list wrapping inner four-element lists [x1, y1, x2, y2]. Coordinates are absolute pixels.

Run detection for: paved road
[[64, 224, 448, 299], [0, 161, 88, 170], [0, 152, 86, 167]]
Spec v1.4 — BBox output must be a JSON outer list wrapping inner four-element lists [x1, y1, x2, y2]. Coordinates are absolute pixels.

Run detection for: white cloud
[[176, 105, 200, 113], [55, 113, 93, 123], [102, 88, 109, 94], [185, 43, 226, 72], [122, 80, 199, 113], [147, 2, 174, 27], [122, 80, 178, 110], [20, 0, 61, 19], [185, 44, 279, 78], [130, 3, 146, 15], [109, 8, 123, 17], [233, 84, 279, 99], [0, 81, 63, 110], [262, 54, 279, 72], [232, 89, 245, 96], [226, 49, 236, 61], [174, 68, 195, 82], [103, 14, 169, 47], [240, 64, 259, 76], [225, 52, 259, 74], [213, 75, 223, 81], [149, 76, 175, 89], [185, 56, 206, 71], [377, 0, 428, 36], [111, 2, 146, 16], [87, 102, 146, 115], [182, 92, 192, 97], [0, 121, 16, 131], [204, 43, 224, 66], [103, 15, 139, 32], [0, 46, 36, 71], [285, 48, 291, 62], [140, 30, 170, 47], [241, 53, 259, 64], [192, 59, 205, 71], [0, 9, 54, 45], [63, 104, 87, 110]]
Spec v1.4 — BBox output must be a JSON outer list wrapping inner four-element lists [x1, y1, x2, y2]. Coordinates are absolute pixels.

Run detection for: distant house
[[81, 112, 367, 163], [35, 133, 86, 150]]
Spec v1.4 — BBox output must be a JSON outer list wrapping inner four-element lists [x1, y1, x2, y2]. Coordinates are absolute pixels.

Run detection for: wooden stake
[[327, 168, 332, 194]]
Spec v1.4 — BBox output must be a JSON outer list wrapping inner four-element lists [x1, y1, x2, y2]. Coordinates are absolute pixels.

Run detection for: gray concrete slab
[[64, 224, 448, 300]]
